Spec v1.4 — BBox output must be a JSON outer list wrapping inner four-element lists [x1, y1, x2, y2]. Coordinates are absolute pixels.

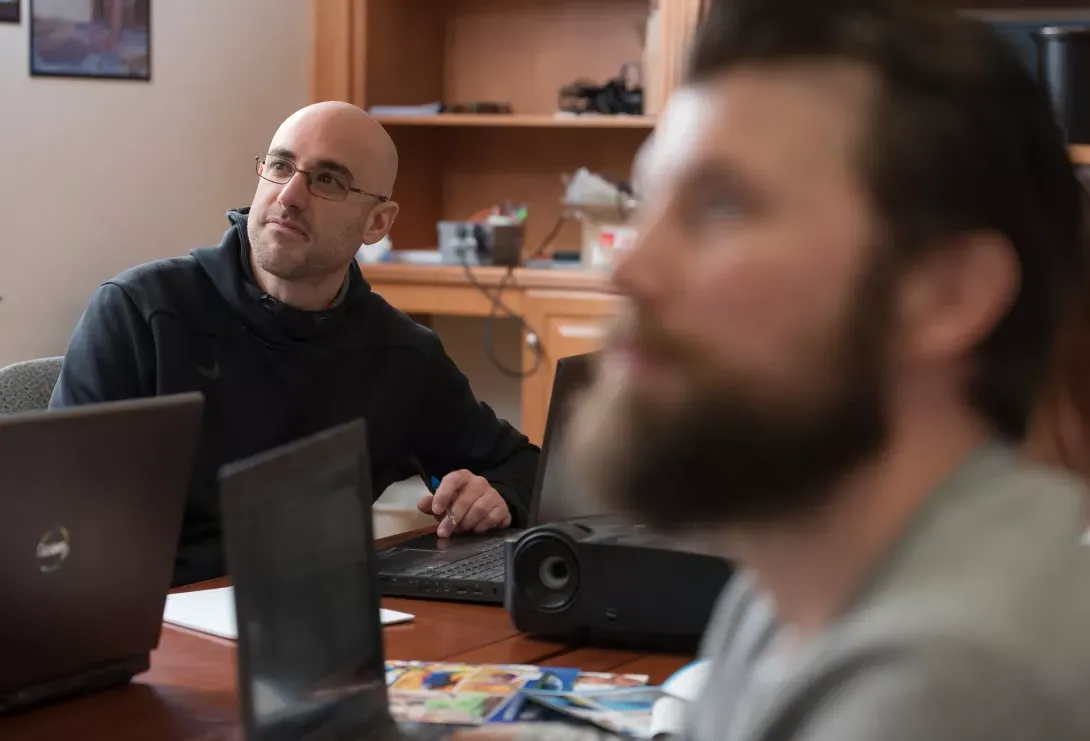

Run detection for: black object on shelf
[[1034, 26, 1090, 145], [559, 64, 643, 117]]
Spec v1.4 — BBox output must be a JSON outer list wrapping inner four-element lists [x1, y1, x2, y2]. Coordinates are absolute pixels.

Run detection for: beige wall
[[0, 0, 309, 367]]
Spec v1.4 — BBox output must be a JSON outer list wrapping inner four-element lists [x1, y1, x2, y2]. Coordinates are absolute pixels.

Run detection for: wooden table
[[1, 532, 690, 740]]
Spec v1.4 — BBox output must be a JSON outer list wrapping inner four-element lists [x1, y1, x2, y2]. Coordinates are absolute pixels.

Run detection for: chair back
[[0, 357, 64, 414]]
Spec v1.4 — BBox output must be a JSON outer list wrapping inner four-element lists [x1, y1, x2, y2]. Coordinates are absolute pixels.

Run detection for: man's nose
[[611, 212, 672, 306], [277, 171, 311, 210]]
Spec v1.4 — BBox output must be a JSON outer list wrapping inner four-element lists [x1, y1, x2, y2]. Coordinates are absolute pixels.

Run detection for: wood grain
[[309, 0, 355, 103], [541, 648, 691, 685]]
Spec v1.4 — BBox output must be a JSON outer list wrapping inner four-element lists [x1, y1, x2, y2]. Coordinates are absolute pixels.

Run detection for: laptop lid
[[0, 392, 204, 695], [528, 352, 601, 527], [220, 419, 396, 741]]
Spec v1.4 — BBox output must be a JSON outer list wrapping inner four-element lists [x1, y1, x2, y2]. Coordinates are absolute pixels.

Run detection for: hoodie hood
[[191, 208, 373, 347]]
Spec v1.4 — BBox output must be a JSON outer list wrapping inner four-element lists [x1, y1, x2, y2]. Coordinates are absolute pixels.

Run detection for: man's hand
[[416, 469, 512, 537]]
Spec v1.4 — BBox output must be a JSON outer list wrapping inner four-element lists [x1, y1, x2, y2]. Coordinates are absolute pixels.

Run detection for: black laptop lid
[[0, 392, 204, 696], [528, 352, 602, 526], [219, 419, 394, 741]]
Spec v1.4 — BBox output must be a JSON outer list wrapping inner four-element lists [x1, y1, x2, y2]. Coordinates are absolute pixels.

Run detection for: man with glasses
[[50, 101, 540, 587]]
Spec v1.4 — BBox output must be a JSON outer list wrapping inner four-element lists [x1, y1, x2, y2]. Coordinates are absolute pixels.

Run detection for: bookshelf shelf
[[373, 114, 657, 129]]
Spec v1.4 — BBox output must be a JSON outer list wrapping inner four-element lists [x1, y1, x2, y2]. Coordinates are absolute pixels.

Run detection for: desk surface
[[1, 532, 689, 740], [360, 261, 615, 293]]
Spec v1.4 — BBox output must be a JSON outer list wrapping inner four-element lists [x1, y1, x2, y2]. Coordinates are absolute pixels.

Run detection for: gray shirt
[[689, 441, 1090, 741], [503, 442, 1090, 740]]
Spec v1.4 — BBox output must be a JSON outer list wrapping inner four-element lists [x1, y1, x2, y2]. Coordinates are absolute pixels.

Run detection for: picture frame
[[30, 0, 150, 81], [0, 1, 20, 24]]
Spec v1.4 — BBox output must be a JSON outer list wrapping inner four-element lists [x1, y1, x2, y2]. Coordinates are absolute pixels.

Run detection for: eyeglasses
[[254, 153, 390, 203]]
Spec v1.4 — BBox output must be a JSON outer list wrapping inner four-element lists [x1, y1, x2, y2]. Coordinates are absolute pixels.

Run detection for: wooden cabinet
[[360, 263, 621, 445], [521, 290, 622, 446]]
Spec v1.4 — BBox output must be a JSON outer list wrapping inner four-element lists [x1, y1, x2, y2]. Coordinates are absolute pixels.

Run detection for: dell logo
[[37, 527, 71, 573]]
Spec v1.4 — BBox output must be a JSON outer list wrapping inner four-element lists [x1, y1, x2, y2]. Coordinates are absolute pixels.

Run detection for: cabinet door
[[520, 291, 622, 446]]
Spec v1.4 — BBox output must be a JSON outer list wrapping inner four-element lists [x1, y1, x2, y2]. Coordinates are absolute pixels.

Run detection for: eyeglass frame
[[254, 153, 391, 203]]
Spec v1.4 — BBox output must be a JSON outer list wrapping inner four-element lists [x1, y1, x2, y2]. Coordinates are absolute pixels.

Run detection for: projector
[[504, 516, 733, 653]]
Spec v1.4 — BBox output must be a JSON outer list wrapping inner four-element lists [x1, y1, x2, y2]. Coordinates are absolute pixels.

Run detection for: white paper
[[163, 586, 414, 640]]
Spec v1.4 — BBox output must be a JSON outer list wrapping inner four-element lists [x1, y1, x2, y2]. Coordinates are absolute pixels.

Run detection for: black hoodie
[[49, 209, 540, 586]]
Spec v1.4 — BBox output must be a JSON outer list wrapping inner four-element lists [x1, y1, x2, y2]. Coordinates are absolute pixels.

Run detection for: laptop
[[0, 392, 204, 714], [375, 352, 602, 604], [218, 419, 451, 740]]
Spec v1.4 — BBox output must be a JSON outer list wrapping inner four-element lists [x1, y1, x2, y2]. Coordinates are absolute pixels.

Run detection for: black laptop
[[374, 352, 604, 604], [218, 419, 452, 740], [0, 392, 204, 715]]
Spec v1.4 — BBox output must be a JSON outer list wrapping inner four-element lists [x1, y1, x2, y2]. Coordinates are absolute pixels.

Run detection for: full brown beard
[[563, 252, 896, 532]]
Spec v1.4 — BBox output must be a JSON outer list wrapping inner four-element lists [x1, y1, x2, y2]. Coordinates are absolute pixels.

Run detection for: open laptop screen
[[220, 420, 393, 741], [530, 352, 608, 526]]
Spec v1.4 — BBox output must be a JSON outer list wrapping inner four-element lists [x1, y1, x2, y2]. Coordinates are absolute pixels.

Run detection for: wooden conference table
[[1, 529, 691, 740]]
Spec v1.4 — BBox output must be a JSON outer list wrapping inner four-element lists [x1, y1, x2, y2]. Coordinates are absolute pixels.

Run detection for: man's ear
[[362, 201, 399, 245], [896, 233, 1020, 362]]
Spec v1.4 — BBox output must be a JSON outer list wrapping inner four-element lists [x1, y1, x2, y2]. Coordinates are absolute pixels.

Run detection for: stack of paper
[[162, 586, 414, 640]]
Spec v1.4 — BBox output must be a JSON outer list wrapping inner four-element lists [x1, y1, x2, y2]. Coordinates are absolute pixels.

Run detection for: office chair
[[0, 357, 63, 414]]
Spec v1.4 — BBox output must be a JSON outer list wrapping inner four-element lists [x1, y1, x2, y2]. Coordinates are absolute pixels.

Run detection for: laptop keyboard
[[400, 543, 506, 583]]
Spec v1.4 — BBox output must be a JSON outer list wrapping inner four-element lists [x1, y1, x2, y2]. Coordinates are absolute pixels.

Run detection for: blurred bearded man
[[514, 1, 1090, 740]]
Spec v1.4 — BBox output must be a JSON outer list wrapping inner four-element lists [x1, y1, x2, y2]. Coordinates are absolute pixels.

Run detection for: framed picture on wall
[[30, 0, 150, 80], [0, 1, 20, 25]]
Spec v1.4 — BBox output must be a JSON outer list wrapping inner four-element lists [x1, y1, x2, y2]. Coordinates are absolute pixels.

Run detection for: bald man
[[50, 103, 540, 586]]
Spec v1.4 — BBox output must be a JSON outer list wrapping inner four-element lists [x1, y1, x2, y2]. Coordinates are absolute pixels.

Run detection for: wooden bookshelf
[[309, 0, 1088, 441], [308, 0, 689, 439], [310, 0, 698, 257]]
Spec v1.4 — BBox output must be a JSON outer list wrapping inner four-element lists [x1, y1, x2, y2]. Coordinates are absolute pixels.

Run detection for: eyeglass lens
[[257, 154, 350, 201]]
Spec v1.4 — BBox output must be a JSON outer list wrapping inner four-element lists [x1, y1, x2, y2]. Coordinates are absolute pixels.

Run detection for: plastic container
[[1033, 26, 1090, 144]]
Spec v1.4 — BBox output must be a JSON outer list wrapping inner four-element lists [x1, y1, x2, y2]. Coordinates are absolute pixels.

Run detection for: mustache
[[605, 310, 706, 367], [265, 209, 309, 232]]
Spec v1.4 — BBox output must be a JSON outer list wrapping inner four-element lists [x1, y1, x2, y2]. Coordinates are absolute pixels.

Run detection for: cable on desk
[[526, 213, 567, 260], [459, 258, 545, 380], [453, 212, 573, 379]]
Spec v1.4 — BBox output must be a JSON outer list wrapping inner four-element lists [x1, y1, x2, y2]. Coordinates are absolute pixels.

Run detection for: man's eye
[[316, 172, 346, 188], [699, 193, 742, 217], [268, 160, 290, 172]]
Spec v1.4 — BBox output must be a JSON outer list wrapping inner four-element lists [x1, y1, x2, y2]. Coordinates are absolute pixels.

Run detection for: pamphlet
[[383, 660, 649, 727], [518, 687, 667, 738]]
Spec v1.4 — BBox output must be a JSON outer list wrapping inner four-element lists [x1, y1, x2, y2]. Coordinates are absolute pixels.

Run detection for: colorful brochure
[[383, 660, 649, 727]]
